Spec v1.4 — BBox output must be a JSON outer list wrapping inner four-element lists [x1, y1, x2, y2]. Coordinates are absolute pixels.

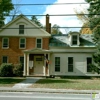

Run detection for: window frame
[[2, 56, 8, 63], [68, 57, 73, 72], [72, 35, 78, 45], [36, 38, 42, 48], [2, 38, 9, 49], [19, 25, 24, 34], [19, 38, 26, 49], [55, 57, 60, 72]]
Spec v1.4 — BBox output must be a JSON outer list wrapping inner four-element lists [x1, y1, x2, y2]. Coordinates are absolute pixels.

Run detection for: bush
[[13, 63, 23, 77], [0, 63, 14, 77]]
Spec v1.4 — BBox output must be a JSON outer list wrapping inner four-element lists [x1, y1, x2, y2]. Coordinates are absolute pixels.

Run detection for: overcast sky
[[11, 0, 89, 33]]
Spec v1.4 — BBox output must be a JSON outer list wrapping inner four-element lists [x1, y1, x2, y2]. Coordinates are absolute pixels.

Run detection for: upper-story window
[[2, 38, 9, 48], [19, 38, 26, 49], [36, 38, 42, 48], [19, 25, 24, 34], [72, 35, 77, 45]]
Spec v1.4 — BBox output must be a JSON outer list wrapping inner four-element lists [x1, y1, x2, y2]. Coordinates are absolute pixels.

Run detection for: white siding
[[49, 53, 98, 76]]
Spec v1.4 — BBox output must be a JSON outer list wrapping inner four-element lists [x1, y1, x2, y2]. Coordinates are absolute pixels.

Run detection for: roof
[[49, 34, 69, 47], [49, 34, 95, 47], [0, 15, 51, 37], [23, 48, 52, 53]]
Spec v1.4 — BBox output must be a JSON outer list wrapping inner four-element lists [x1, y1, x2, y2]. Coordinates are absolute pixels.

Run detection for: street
[[0, 92, 93, 100]]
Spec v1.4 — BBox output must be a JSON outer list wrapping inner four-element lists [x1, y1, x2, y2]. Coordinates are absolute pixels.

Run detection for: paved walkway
[[12, 77, 42, 89]]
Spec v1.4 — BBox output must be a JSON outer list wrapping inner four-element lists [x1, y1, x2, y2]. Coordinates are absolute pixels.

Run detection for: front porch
[[23, 48, 52, 76]]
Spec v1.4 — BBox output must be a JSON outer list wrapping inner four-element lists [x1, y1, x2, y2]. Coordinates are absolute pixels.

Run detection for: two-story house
[[0, 14, 98, 77]]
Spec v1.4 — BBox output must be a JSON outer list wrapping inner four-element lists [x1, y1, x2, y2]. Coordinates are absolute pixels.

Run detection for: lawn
[[30, 77, 100, 90], [0, 77, 25, 87]]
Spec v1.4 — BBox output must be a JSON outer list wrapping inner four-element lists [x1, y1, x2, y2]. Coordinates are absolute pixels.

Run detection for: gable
[[0, 15, 51, 37]]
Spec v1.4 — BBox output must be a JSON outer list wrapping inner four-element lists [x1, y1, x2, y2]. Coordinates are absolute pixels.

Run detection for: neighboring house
[[0, 14, 98, 77]]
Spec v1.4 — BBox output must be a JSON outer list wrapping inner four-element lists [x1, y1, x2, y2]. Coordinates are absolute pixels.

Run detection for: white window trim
[[2, 56, 8, 63], [19, 38, 26, 49], [36, 38, 42, 49], [2, 38, 9, 49]]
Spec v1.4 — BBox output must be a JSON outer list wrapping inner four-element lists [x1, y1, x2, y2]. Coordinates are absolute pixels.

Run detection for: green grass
[[30, 77, 100, 90], [0, 77, 25, 87]]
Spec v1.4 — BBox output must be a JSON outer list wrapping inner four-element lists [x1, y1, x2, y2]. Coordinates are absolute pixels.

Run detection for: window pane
[[2, 56, 7, 63], [55, 57, 60, 72], [68, 57, 73, 72], [37, 39, 41, 48], [19, 25, 24, 34], [21, 39, 25, 43], [20, 57, 24, 67], [37, 39, 41, 43], [72, 35, 77, 45], [3, 38, 8, 48], [87, 57, 92, 72], [20, 38, 25, 48]]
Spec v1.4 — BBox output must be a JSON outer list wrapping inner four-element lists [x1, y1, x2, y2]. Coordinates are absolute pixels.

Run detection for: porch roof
[[23, 48, 52, 53]]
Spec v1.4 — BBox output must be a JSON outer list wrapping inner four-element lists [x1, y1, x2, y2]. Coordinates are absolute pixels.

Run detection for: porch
[[23, 48, 52, 76]]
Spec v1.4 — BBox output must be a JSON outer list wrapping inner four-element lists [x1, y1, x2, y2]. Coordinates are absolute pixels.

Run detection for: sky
[[12, 0, 89, 34]]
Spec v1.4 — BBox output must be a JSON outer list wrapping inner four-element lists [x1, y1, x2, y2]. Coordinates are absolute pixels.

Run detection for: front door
[[34, 56, 44, 75]]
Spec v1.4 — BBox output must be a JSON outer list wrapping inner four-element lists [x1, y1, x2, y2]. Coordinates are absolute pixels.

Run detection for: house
[[0, 14, 98, 77]]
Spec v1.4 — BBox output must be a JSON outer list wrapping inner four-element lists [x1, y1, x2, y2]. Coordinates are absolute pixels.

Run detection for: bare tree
[[10, 0, 22, 21]]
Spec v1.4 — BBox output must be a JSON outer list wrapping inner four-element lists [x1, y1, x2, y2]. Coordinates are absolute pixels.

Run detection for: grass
[[0, 77, 25, 87], [30, 77, 100, 90]]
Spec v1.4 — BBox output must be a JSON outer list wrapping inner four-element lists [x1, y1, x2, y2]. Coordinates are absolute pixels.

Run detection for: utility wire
[[13, 3, 89, 6]]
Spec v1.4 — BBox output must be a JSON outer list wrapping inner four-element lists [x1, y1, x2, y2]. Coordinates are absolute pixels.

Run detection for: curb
[[0, 88, 100, 94]]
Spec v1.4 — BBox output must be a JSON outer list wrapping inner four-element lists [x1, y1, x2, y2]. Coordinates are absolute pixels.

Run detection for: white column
[[27, 53, 29, 76], [44, 54, 46, 76], [48, 53, 50, 76], [23, 53, 26, 76]]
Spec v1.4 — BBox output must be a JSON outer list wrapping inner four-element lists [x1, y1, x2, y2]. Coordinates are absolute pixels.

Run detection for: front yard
[[0, 77, 25, 87], [30, 77, 100, 90]]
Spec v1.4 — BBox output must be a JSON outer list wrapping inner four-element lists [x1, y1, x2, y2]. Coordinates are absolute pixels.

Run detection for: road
[[0, 92, 93, 100]]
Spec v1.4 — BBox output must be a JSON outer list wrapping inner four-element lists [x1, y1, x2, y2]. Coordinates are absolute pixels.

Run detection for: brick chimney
[[46, 14, 51, 33]]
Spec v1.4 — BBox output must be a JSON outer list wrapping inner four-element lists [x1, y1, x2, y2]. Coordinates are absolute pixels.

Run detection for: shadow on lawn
[[0, 78, 25, 84], [35, 79, 77, 84]]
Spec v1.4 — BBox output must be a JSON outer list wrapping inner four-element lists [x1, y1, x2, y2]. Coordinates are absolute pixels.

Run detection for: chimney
[[46, 14, 51, 33]]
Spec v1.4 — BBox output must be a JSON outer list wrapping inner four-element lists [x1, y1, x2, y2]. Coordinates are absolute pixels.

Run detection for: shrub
[[0, 63, 14, 77], [13, 63, 23, 77]]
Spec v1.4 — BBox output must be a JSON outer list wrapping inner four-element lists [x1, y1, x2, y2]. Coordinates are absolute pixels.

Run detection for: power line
[[0, 27, 93, 29], [13, 3, 89, 6]]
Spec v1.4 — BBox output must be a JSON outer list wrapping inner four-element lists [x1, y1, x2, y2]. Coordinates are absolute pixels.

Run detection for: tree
[[31, 15, 43, 28], [10, 0, 22, 21], [0, 0, 14, 27], [85, 0, 100, 73], [74, 8, 92, 34], [51, 24, 62, 34]]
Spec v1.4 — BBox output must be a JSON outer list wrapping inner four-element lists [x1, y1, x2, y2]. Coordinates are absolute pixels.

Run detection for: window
[[55, 57, 60, 72], [68, 57, 73, 72], [19, 38, 26, 48], [19, 56, 24, 67], [36, 39, 42, 48], [19, 25, 24, 34], [87, 57, 92, 72], [2, 38, 9, 48], [2, 56, 8, 63], [72, 35, 77, 45]]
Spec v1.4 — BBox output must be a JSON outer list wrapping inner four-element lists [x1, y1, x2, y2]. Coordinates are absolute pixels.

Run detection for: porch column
[[44, 53, 46, 76], [23, 53, 27, 76], [48, 53, 50, 76], [27, 53, 29, 76]]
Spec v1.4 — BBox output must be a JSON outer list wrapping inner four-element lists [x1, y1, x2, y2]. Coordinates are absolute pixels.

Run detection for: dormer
[[68, 31, 80, 46]]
